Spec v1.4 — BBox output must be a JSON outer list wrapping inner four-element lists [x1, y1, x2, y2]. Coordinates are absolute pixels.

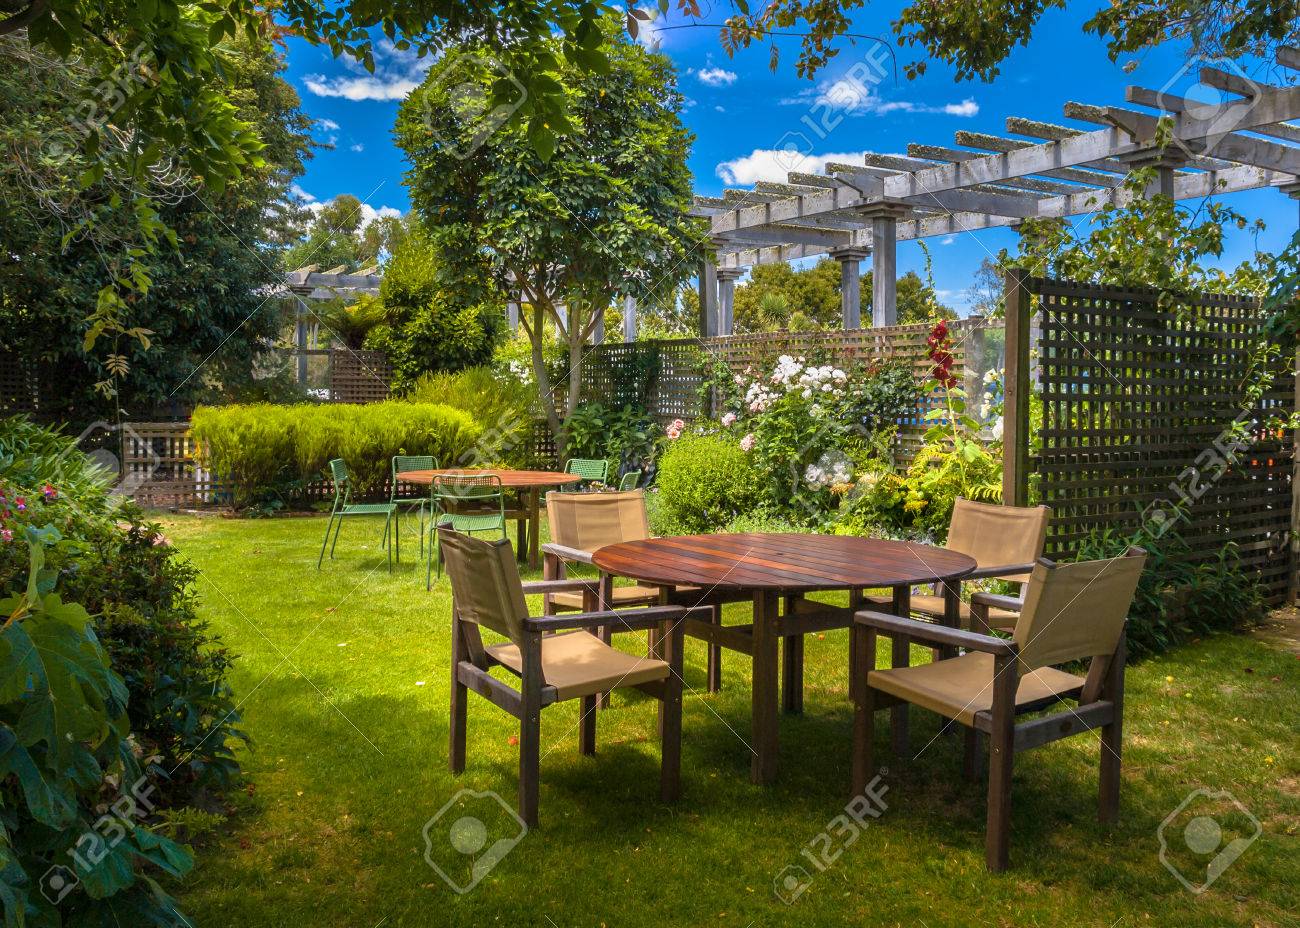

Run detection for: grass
[[158, 512, 1298, 927]]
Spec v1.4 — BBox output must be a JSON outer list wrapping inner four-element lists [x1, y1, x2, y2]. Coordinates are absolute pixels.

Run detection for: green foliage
[[191, 402, 483, 507], [1076, 518, 1266, 660], [0, 33, 313, 415], [0, 419, 203, 925], [397, 15, 703, 446], [652, 434, 762, 536], [734, 260, 842, 332], [563, 403, 658, 478], [313, 295, 389, 351], [406, 367, 539, 467], [362, 230, 505, 392]]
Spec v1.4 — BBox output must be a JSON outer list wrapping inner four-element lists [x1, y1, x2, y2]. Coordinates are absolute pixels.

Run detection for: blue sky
[[281, 2, 1297, 313]]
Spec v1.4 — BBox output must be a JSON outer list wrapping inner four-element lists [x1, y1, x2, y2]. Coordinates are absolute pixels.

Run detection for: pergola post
[[507, 300, 520, 332], [592, 310, 605, 345], [869, 213, 899, 328], [698, 259, 719, 337], [622, 295, 637, 342], [715, 267, 744, 336], [1002, 268, 1033, 507], [1285, 182, 1300, 603], [830, 247, 871, 329]]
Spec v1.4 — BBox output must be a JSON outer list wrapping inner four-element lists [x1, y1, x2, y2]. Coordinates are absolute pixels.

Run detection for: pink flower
[[14, 498, 25, 512], [42, 484, 56, 500], [721, 412, 737, 427], [740, 433, 756, 452], [666, 425, 682, 440], [0, 528, 11, 542], [671, 418, 685, 431]]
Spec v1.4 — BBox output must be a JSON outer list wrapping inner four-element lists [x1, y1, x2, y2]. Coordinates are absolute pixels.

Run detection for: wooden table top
[[401, 468, 582, 488], [592, 533, 976, 592]]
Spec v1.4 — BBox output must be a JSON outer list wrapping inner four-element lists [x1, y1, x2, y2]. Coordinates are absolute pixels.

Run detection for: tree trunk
[[528, 301, 566, 462]]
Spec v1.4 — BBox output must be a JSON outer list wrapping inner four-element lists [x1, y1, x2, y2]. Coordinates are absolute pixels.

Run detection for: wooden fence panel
[[1029, 276, 1294, 601]]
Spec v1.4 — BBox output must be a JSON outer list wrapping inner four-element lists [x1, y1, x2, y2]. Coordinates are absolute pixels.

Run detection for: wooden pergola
[[690, 49, 1300, 335]]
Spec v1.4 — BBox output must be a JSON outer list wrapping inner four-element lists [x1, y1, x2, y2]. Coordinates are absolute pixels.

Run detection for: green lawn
[[159, 513, 1297, 927]]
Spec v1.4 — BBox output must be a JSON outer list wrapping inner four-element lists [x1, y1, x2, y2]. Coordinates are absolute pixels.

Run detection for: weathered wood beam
[[1280, 46, 1300, 71], [1101, 104, 1300, 175], [908, 144, 1098, 193], [997, 121, 1187, 174], [1124, 86, 1300, 145]]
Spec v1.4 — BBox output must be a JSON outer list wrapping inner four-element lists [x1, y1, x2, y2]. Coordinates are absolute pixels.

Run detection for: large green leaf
[[0, 730, 78, 829]]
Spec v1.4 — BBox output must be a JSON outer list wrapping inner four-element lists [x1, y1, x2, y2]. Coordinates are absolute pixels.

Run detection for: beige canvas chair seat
[[868, 652, 1084, 727], [864, 592, 1021, 629], [549, 584, 661, 611], [487, 632, 670, 701]]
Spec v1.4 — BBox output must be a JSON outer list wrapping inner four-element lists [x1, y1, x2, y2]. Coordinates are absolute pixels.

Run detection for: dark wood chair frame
[[850, 599, 1127, 872], [449, 573, 689, 827]]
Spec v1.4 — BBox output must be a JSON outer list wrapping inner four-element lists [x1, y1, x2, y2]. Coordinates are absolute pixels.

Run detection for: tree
[[723, 0, 1298, 82], [0, 33, 312, 416], [396, 16, 702, 450], [888, 270, 959, 325], [733, 259, 841, 332], [965, 258, 1005, 318], [361, 228, 505, 393]]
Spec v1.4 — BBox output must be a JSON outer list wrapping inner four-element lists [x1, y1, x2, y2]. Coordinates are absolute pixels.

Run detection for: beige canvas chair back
[[546, 489, 650, 552], [946, 498, 1051, 579], [439, 526, 530, 647], [1012, 548, 1147, 671]]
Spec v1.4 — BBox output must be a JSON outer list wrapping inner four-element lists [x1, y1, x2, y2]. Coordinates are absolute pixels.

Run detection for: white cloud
[[940, 235, 956, 245], [294, 188, 402, 228], [781, 78, 979, 119], [696, 66, 737, 87], [303, 40, 433, 102], [715, 105, 725, 113], [318, 118, 340, 131], [716, 149, 875, 185], [350, 143, 365, 153]]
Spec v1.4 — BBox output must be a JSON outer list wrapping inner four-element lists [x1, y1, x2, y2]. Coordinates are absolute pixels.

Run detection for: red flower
[[926, 320, 959, 389]]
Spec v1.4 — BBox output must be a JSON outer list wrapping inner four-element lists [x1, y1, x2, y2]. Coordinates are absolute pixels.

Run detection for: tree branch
[[0, 0, 49, 37]]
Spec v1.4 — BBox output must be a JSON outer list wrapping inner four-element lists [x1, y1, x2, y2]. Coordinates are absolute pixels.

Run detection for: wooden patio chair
[[440, 525, 688, 826], [542, 490, 723, 692], [867, 498, 1051, 631], [851, 547, 1146, 871]]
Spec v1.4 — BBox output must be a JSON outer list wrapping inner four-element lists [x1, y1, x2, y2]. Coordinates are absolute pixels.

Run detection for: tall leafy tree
[[733, 259, 842, 332], [397, 16, 703, 449], [0, 33, 313, 417]]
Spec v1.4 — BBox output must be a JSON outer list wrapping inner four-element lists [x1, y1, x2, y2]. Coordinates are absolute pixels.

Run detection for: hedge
[[191, 401, 482, 506]]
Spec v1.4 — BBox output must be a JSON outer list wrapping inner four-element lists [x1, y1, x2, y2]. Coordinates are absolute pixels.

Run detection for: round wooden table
[[593, 533, 976, 784], [402, 468, 581, 569]]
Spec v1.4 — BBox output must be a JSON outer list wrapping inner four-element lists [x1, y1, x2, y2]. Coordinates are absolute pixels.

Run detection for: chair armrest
[[853, 609, 1017, 655], [963, 563, 1037, 581], [521, 578, 600, 596], [541, 542, 596, 565], [524, 605, 689, 634], [970, 591, 1025, 612]]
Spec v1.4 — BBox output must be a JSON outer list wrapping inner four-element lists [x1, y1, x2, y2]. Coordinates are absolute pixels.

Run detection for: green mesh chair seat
[[428, 473, 508, 588], [618, 469, 641, 491], [561, 458, 609, 492], [317, 458, 400, 571]]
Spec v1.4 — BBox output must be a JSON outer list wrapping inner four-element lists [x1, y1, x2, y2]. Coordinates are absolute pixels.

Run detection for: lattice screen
[[1031, 277, 1294, 601]]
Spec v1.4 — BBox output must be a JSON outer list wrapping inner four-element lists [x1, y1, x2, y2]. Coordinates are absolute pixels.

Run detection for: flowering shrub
[[710, 354, 918, 523]]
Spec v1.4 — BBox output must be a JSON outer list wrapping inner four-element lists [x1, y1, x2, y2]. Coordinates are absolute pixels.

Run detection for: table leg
[[781, 593, 804, 715], [890, 584, 911, 757], [751, 590, 780, 785], [515, 490, 527, 563], [847, 587, 864, 702], [940, 579, 962, 661], [527, 488, 541, 570]]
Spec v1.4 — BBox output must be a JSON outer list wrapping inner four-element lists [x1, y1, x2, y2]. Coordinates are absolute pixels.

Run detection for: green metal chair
[[562, 458, 609, 491], [428, 473, 508, 588], [392, 455, 436, 556], [618, 469, 641, 491], [318, 459, 400, 572]]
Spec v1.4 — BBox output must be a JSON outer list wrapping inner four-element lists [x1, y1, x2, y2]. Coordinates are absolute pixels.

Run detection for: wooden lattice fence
[[1024, 275, 1295, 601], [571, 318, 995, 468]]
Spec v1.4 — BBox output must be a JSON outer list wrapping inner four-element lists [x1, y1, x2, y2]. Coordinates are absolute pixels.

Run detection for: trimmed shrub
[[191, 401, 483, 506], [406, 366, 538, 466], [652, 434, 762, 535]]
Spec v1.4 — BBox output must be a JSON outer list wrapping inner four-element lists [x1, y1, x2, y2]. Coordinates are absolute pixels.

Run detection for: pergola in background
[[689, 48, 1300, 336]]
